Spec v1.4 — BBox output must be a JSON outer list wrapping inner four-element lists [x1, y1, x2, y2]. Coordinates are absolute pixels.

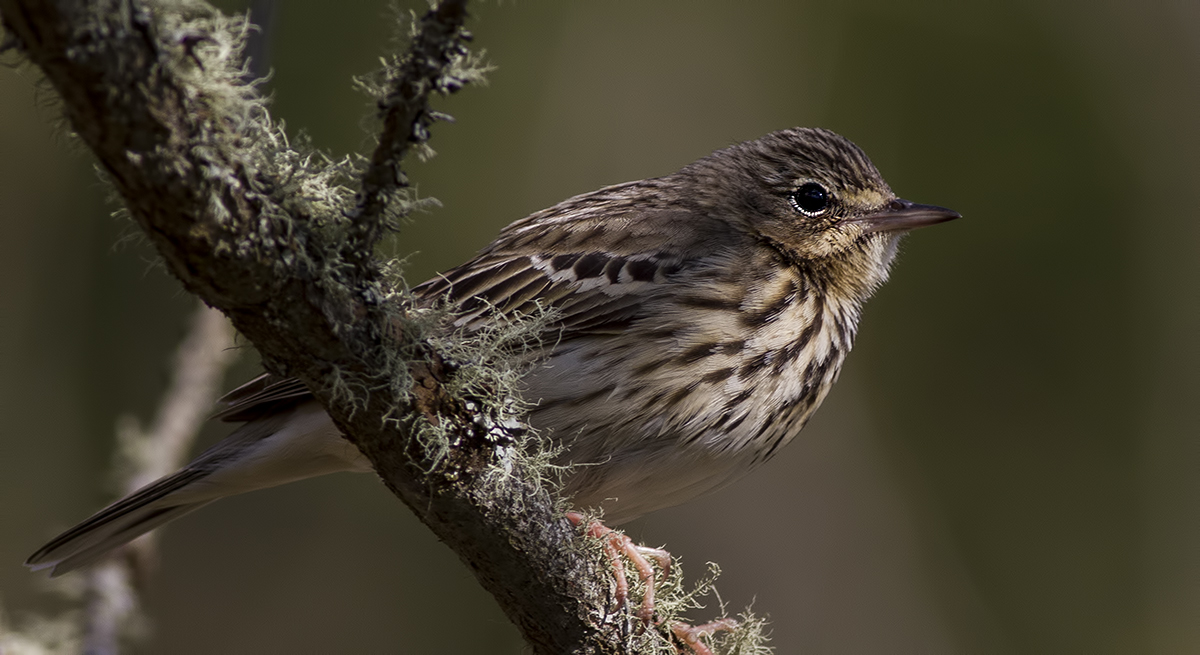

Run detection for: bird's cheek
[[828, 229, 864, 257], [790, 225, 861, 260], [757, 221, 820, 258]]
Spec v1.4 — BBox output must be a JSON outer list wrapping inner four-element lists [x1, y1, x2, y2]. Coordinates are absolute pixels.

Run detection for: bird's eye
[[789, 183, 831, 216]]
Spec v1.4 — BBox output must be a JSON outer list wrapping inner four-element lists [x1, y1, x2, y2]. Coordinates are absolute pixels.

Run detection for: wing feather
[[218, 201, 720, 422], [214, 375, 310, 422]]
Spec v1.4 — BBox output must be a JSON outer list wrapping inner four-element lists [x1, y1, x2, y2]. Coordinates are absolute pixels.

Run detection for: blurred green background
[[2, 1, 1197, 652]]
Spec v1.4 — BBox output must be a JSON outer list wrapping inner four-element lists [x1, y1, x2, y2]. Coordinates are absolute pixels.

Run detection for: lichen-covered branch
[[0, 0, 624, 652], [346, 0, 481, 263]]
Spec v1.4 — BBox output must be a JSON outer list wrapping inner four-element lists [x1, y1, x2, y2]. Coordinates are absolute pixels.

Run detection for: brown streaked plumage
[[27, 127, 958, 576]]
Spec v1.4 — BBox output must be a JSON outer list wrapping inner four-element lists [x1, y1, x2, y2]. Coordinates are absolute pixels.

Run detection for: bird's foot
[[567, 511, 671, 624], [568, 512, 738, 654], [669, 618, 739, 655]]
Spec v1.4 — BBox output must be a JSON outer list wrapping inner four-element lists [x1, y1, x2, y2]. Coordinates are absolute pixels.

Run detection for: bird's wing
[[214, 374, 311, 422], [411, 248, 684, 334], [216, 202, 724, 422]]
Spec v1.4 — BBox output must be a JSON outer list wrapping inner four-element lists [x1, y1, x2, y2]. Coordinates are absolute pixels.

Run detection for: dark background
[[2, 1, 1197, 652]]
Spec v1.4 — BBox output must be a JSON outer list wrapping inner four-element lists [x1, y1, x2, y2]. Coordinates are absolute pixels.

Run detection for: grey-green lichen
[[353, 4, 494, 166], [433, 301, 570, 491]]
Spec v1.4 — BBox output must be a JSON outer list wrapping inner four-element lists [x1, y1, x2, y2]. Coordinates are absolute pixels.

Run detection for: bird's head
[[685, 127, 959, 299]]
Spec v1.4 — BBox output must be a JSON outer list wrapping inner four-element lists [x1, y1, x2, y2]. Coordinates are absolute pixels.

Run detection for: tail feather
[[29, 467, 207, 565], [26, 401, 369, 577], [27, 497, 212, 577]]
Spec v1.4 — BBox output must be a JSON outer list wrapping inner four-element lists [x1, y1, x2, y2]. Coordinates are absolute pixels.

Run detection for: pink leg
[[567, 512, 738, 654], [670, 618, 739, 655], [567, 512, 669, 624]]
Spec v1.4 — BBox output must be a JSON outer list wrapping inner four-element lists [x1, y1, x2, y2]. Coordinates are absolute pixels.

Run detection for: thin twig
[[81, 304, 237, 655], [346, 0, 470, 259]]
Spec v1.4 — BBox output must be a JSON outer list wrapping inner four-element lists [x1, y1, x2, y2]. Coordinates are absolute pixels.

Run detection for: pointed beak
[[847, 198, 961, 234]]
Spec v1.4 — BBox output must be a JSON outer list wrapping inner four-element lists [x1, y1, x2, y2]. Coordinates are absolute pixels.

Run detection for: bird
[[26, 127, 958, 577]]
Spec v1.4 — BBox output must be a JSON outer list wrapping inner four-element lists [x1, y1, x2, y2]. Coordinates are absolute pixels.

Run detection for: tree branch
[[0, 1, 625, 652], [347, 0, 472, 261]]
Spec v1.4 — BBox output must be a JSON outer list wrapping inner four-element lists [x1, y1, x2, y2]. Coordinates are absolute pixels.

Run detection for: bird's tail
[[25, 469, 216, 577], [26, 402, 371, 577]]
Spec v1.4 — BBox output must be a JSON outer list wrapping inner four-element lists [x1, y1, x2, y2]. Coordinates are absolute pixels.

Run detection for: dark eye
[[789, 183, 831, 216]]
